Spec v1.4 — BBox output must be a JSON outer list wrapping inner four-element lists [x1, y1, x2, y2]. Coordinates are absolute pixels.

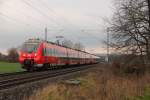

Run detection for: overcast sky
[[0, 0, 114, 54]]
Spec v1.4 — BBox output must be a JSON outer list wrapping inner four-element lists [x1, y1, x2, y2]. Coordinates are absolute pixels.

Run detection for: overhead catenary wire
[[38, 0, 73, 25], [0, 3, 45, 30], [0, 7, 45, 30], [0, 10, 52, 40], [32, 0, 74, 31], [0, 0, 104, 53], [0, 12, 34, 28], [21, 0, 62, 28], [0, 0, 65, 39], [29, 0, 104, 45], [21, 0, 69, 40]]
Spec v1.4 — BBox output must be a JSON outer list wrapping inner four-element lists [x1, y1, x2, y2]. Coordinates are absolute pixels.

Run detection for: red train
[[19, 38, 99, 71]]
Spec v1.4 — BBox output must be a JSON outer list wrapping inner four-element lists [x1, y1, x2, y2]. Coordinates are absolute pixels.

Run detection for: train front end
[[19, 39, 43, 71]]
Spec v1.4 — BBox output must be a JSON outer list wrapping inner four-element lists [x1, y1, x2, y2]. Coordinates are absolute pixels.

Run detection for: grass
[[0, 62, 25, 73], [131, 87, 150, 100], [28, 64, 150, 100]]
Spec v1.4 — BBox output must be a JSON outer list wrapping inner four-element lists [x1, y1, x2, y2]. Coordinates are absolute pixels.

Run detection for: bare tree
[[61, 40, 85, 51], [7, 48, 18, 62], [0, 52, 2, 61], [73, 42, 84, 50], [109, 0, 150, 62], [146, 0, 150, 60], [147, 0, 150, 27], [61, 39, 74, 48]]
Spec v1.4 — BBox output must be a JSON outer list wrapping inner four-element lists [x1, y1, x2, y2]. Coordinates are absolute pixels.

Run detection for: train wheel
[[43, 63, 50, 70], [27, 66, 34, 72]]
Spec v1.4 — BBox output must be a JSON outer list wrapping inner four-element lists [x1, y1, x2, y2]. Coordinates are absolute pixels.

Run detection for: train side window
[[48, 48, 51, 56], [55, 49, 57, 57], [49, 48, 51, 56], [47, 48, 49, 56], [52, 48, 55, 56], [51, 48, 53, 56], [49, 49, 51, 56], [57, 49, 59, 57], [42, 48, 44, 56], [45, 48, 48, 56], [46, 48, 49, 56], [44, 48, 46, 56], [59, 50, 61, 57], [43, 48, 46, 56], [53, 48, 56, 56], [48, 48, 50, 56], [58, 49, 60, 57], [56, 49, 59, 57]]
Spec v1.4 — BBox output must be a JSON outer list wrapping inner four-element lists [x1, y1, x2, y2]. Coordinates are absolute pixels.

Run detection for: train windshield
[[21, 42, 39, 53]]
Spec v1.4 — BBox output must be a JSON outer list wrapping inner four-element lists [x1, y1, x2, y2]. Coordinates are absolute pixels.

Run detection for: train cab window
[[21, 42, 39, 53]]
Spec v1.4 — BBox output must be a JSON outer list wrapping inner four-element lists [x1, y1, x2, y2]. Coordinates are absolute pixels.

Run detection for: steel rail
[[0, 71, 28, 77], [0, 65, 93, 90]]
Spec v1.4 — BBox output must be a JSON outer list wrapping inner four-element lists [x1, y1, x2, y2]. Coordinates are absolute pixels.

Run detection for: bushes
[[111, 61, 146, 76], [130, 87, 150, 100], [28, 65, 150, 100]]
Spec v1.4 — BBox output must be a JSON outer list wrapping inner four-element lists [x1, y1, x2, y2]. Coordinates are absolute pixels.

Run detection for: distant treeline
[[0, 48, 18, 63]]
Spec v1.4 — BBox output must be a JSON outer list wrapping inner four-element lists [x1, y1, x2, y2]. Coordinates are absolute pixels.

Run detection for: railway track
[[0, 71, 28, 77], [0, 64, 95, 90]]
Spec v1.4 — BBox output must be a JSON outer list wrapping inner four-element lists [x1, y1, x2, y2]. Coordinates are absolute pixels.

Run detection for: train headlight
[[23, 54, 26, 57], [34, 53, 37, 57]]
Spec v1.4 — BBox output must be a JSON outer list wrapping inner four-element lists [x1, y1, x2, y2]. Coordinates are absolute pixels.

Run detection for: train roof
[[26, 38, 100, 58]]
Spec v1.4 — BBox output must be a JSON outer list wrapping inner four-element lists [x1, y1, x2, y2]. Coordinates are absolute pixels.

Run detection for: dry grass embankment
[[28, 64, 150, 100]]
